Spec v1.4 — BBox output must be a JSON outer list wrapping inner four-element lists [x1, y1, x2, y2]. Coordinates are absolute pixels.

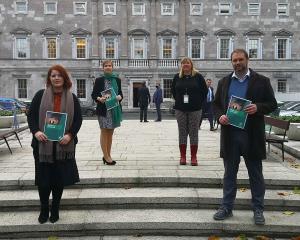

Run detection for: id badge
[[183, 94, 189, 103]]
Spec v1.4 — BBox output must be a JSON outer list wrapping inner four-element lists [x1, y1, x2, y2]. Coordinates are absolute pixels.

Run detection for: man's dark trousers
[[140, 105, 148, 122], [155, 103, 161, 121], [222, 128, 265, 211]]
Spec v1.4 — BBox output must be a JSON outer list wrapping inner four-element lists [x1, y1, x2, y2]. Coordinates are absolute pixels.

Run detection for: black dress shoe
[[103, 157, 116, 165], [144, 120, 149, 122], [38, 206, 49, 224]]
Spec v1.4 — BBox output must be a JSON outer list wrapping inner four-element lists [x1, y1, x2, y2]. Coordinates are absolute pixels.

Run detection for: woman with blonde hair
[[171, 57, 208, 166], [91, 60, 123, 165]]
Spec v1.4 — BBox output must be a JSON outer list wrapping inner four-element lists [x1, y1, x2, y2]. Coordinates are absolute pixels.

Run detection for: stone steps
[[0, 187, 300, 211], [0, 209, 299, 238], [1, 172, 300, 190]]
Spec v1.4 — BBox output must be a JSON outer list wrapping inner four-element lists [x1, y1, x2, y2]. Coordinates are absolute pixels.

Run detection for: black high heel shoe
[[102, 157, 116, 165]]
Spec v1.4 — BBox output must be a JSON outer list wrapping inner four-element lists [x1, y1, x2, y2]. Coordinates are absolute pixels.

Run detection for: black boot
[[38, 204, 49, 224], [38, 186, 51, 224], [49, 204, 59, 223], [50, 186, 63, 223]]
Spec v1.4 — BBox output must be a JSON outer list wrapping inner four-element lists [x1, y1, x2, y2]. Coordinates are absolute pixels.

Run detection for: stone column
[[91, 0, 99, 58], [120, 0, 128, 59], [150, 0, 157, 59], [178, 0, 186, 58]]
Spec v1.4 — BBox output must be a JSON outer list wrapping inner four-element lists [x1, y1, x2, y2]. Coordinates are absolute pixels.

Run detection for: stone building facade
[[0, 0, 299, 109]]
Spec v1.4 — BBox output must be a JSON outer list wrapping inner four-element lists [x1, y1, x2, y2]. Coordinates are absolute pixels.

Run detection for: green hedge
[[274, 115, 300, 123], [0, 110, 22, 116]]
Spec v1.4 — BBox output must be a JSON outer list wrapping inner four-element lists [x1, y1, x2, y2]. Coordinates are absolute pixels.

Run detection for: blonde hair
[[102, 59, 114, 68], [179, 57, 198, 78]]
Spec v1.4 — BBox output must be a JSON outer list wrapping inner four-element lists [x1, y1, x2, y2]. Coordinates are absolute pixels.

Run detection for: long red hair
[[46, 65, 72, 89]]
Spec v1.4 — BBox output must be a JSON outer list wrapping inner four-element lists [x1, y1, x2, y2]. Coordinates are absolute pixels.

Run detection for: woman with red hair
[[27, 65, 82, 224]]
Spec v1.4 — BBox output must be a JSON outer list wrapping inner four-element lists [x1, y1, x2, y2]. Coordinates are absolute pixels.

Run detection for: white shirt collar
[[232, 69, 250, 82]]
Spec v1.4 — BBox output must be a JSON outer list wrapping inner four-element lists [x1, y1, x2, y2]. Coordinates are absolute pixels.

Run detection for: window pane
[[75, 2, 86, 13], [219, 4, 231, 14], [248, 39, 258, 58], [16, 2, 27, 12], [277, 79, 287, 93], [134, 39, 144, 59], [76, 38, 86, 58], [191, 4, 202, 15], [47, 38, 56, 58], [18, 79, 27, 98], [191, 39, 201, 59], [105, 38, 115, 58], [278, 4, 288, 15], [220, 39, 229, 58], [46, 3, 56, 13], [16, 38, 27, 58], [77, 79, 86, 98], [162, 3, 173, 14], [163, 79, 172, 99], [248, 3, 260, 15], [278, 39, 287, 59], [105, 3, 115, 13], [163, 39, 172, 59], [133, 3, 144, 14]]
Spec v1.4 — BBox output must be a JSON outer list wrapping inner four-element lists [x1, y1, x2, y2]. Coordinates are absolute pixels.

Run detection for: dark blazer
[[138, 86, 151, 107], [27, 89, 83, 149], [213, 69, 277, 160], [202, 87, 214, 114], [91, 76, 123, 116], [171, 72, 208, 112]]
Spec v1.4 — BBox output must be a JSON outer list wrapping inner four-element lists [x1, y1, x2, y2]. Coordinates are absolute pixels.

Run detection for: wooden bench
[[264, 116, 290, 161], [0, 125, 28, 154]]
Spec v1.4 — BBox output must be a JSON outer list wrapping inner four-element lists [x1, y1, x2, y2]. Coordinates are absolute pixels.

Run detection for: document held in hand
[[226, 95, 251, 129], [44, 111, 67, 141], [101, 88, 119, 110]]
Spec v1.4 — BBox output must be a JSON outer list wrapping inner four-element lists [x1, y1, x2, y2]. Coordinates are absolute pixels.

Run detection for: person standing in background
[[199, 79, 216, 131], [153, 83, 163, 122], [138, 81, 151, 122]]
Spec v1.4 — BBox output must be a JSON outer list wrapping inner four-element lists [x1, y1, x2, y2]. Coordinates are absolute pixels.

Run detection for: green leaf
[[293, 187, 300, 194]]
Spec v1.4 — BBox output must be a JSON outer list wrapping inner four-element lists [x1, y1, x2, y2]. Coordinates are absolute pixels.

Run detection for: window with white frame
[[45, 37, 57, 59], [103, 2, 116, 15], [188, 38, 204, 59], [190, 3, 202, 15], [15, 0, 28, 14], [161, 3, 174, 16], [277, 3, 289, 16], [275, 38, 291, 59], [219, 3, 232, 15], [246, 38, 262, 59], [44, 1, 57, 14], [74, 2, 87, 15], [132, 2, 145, 15], [163, 79, 172, 99], [218, 38, 233, 59], [131, 38, 146, 59], [248, 3, 260, 15], [14, 37, 29, 59], [18, 79, 27, 99], [76, 79, 87, 99], [277, 79, 287, 93], [161, 38, 174, 58], [103, 37, 118, 59], [74, 38, 87, 59]]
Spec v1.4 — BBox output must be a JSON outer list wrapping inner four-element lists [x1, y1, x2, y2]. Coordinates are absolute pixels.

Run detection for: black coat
[[171, 72, 208, 112], [138, 86, 151, 107], [213, 69, 277, 160], [91, 76, 123, 116], [27, 89, 83, 186]]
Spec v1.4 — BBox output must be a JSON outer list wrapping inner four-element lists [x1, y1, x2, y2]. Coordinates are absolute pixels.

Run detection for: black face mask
[[156, 86, 158, 88]]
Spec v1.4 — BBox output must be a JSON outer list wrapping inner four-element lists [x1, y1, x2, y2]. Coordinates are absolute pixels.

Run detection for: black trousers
[[221, 128, 265, 211], [139, 105, 148, 121]]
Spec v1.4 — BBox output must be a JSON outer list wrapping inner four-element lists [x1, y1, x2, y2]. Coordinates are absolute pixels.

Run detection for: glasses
[[50, 74, 62, 78]]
